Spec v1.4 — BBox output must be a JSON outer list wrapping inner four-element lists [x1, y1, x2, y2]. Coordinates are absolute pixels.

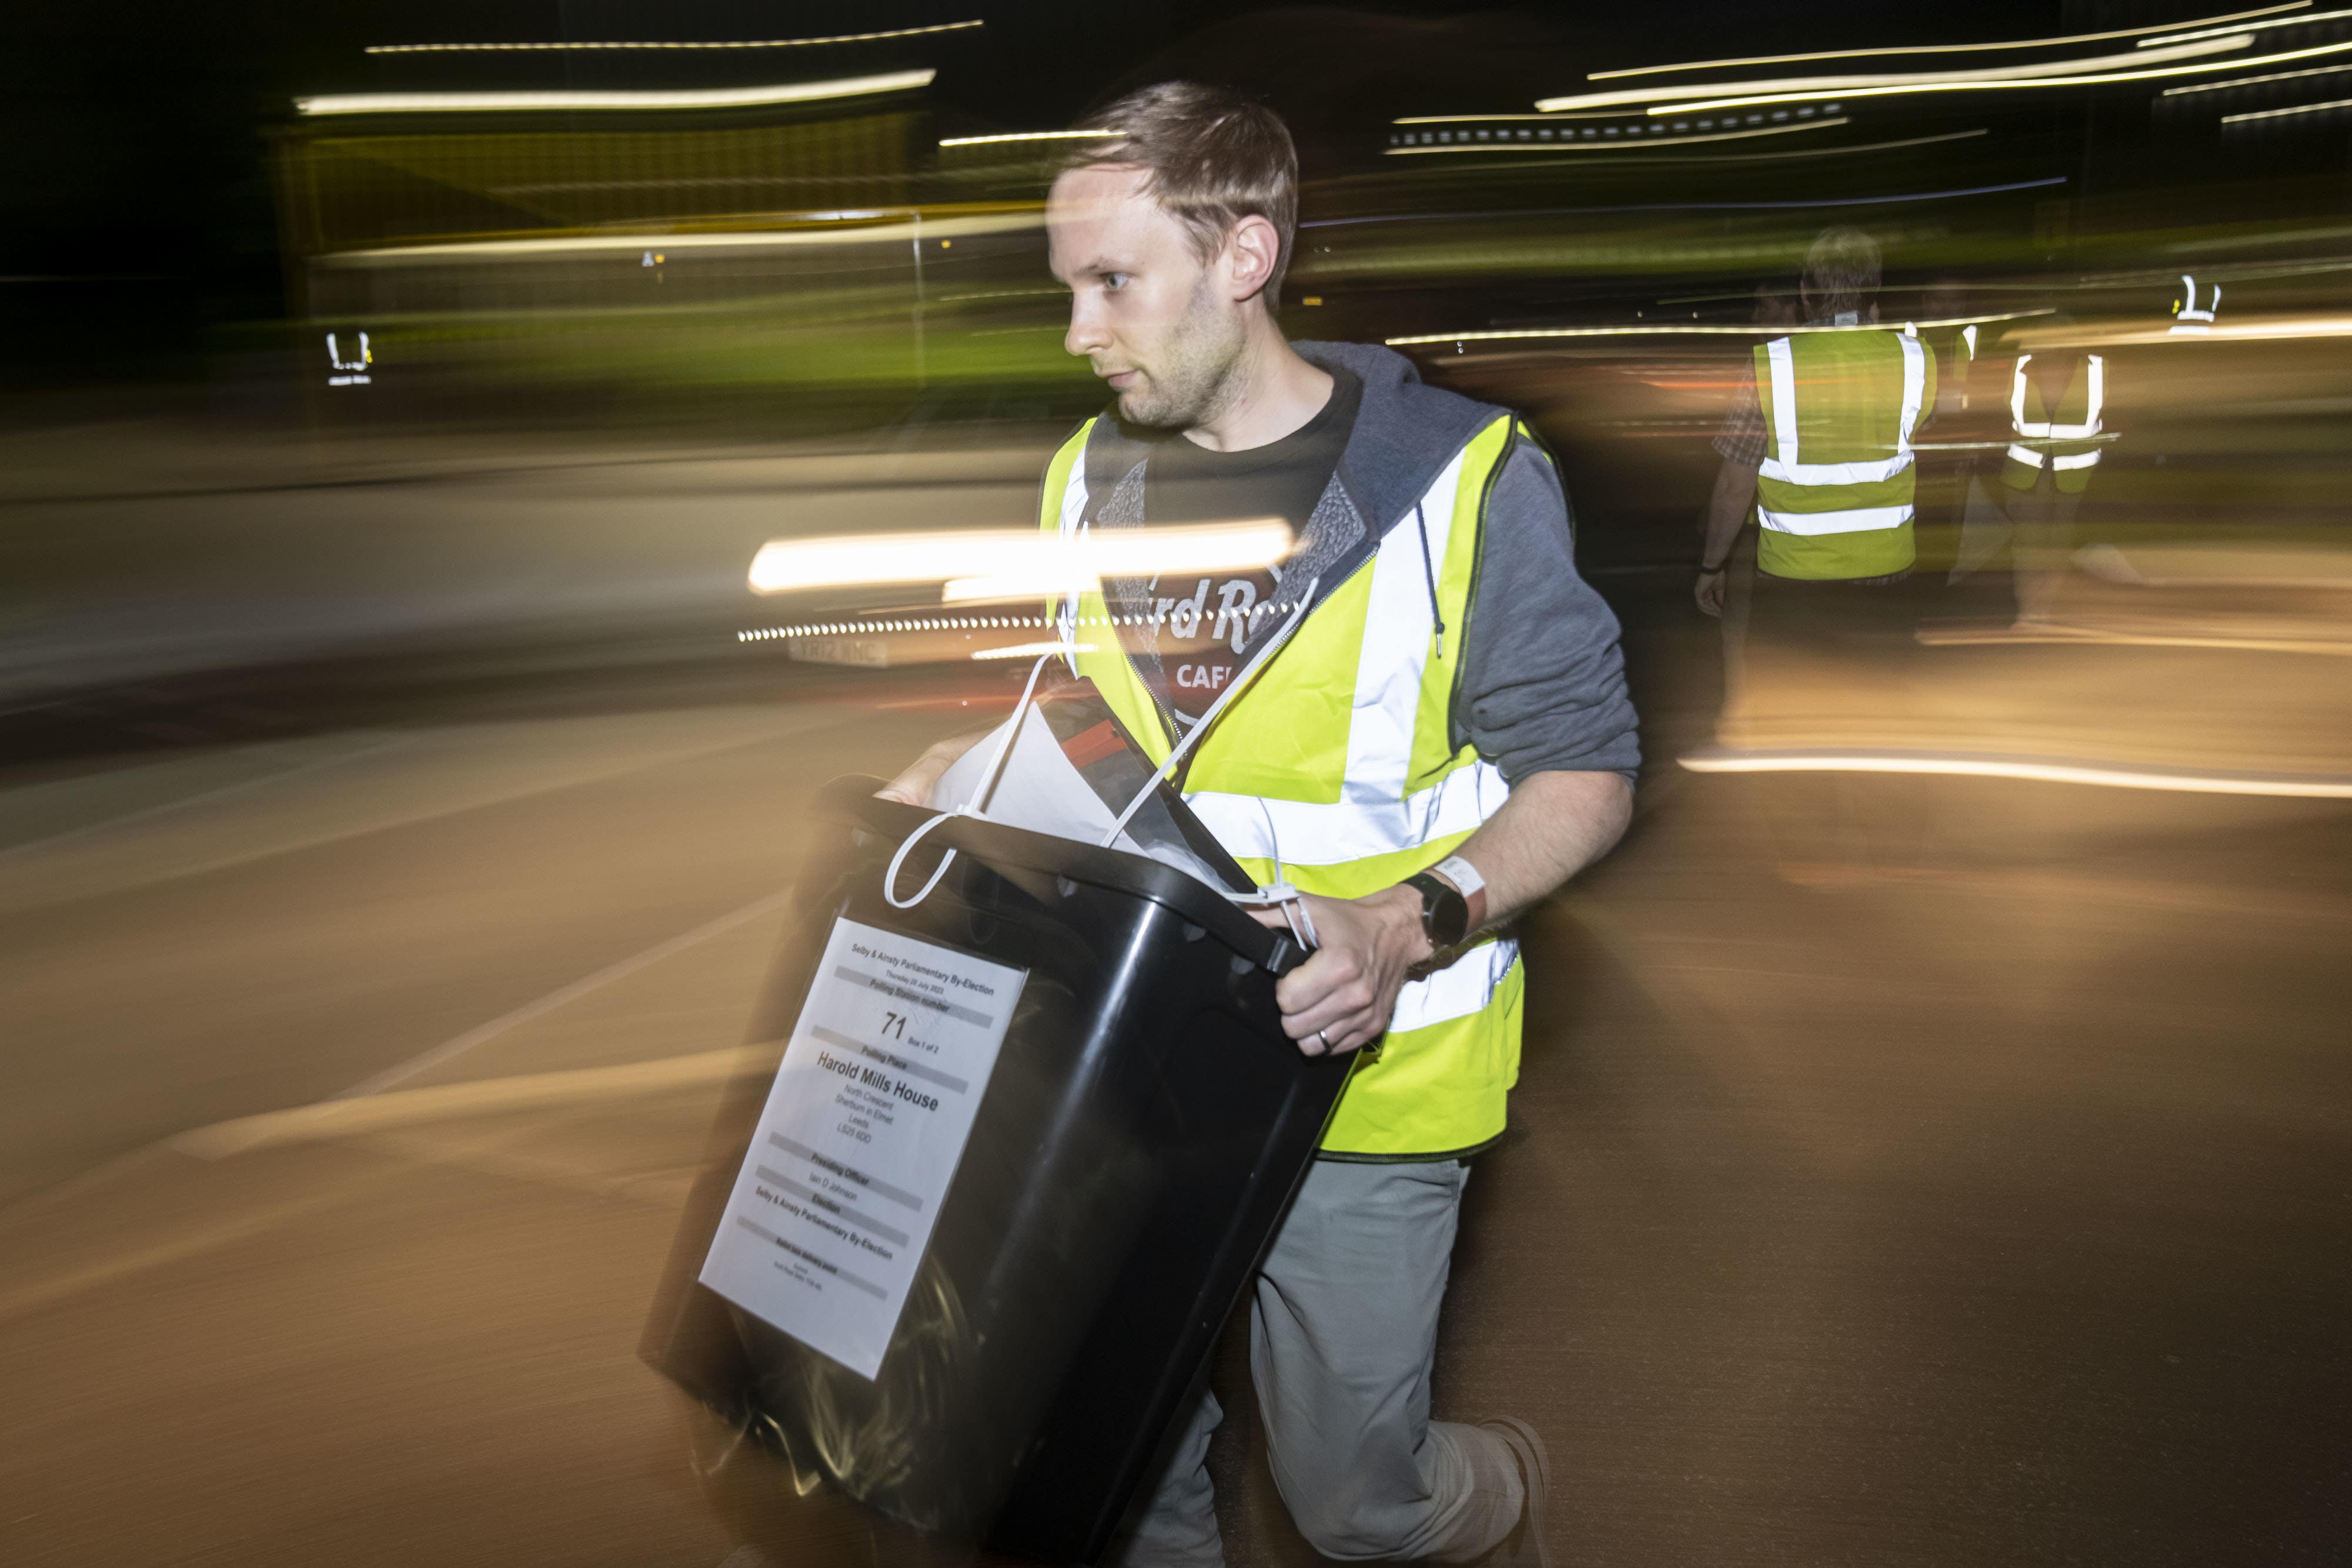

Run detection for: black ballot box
[[642, 775, 1349, 1564]]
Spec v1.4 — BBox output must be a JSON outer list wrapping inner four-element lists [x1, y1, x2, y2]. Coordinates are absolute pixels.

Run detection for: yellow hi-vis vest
[[1039, 413, 1524, 1159], [2002, 352, 2104, 496], [1752, 329, 1933, 580]]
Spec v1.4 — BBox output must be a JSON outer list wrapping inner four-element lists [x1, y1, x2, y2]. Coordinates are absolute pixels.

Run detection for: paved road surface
[[4, 437, 2350, 1566]]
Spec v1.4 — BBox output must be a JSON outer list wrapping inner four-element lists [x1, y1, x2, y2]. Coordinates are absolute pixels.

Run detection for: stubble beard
[[1115, 274, 1248, 432]]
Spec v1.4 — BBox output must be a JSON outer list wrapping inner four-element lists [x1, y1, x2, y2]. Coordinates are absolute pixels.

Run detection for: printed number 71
[[881, 1011, 907, 1041]]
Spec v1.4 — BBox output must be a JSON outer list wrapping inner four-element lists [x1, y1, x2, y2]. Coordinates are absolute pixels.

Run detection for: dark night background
[[0, 1, 2061, 384]]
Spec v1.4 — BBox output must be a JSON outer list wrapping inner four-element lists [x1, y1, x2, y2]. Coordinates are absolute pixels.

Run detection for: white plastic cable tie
[[883, 650, 1055, 911]]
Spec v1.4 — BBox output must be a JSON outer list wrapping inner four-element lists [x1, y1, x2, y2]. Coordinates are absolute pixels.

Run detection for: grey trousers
[[1107, 1159, 1525, 1567]]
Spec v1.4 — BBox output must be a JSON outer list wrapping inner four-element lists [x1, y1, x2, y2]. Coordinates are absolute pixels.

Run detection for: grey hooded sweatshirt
[[1073, 339, 1639, 786]]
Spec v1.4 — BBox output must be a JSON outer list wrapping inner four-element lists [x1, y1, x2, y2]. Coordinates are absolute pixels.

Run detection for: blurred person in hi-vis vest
[[1696, 227, 1939, 741], [879, 81, 1638, 1568]]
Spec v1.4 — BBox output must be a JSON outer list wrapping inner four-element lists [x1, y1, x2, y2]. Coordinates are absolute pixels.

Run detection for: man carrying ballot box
[[880, 81, 1638, 1568]]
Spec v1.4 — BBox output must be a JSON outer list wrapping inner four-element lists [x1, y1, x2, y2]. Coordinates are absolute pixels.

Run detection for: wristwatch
[[1402, 871, 1471, 949]]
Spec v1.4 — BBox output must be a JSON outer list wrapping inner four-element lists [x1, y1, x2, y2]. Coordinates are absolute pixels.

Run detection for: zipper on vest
[[1415, 502, 1446, 650]]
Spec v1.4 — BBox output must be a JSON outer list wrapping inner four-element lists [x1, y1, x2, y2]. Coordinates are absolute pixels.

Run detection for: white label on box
[[699, 918, 1024, 1380]]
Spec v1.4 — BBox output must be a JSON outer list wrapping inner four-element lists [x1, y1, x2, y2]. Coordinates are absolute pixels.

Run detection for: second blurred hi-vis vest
[[2002, 353, 2104, 496], [1038, 414, 1524, 1160], [1752, 329, 1934, 580]]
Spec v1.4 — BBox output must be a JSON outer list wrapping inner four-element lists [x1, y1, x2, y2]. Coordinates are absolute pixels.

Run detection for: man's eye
[[1103, 273, 1131, 292]]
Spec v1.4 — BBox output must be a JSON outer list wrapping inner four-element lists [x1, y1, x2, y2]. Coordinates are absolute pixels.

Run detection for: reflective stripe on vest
[[2170, 272, 2219, 336], [1039, 413, 1526, 1156], [1752, 329, 1929, 579], [2004, 352, 2104, 493]]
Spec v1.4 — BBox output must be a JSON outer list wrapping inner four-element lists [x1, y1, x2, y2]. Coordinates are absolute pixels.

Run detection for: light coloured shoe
[[1478, 1415, 1553, 1567]]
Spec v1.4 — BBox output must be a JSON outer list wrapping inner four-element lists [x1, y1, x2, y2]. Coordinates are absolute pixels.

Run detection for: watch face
[[1414, 874, 1469, 947]]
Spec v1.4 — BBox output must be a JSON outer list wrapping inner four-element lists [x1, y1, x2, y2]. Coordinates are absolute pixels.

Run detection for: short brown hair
[[1802, 226, 1882, 319], [1063, 82, 1299, 305]]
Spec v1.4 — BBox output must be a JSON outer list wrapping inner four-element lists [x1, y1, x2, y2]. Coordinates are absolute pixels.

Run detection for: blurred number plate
[[699, 918, 1024, 1379]]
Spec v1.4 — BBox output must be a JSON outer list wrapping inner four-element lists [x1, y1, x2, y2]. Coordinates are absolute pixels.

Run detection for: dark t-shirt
[[1124, 367, 1362, 725]]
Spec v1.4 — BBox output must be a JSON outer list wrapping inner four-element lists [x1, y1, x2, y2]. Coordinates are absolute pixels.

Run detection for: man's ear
[[1226, 215, 1282, 303]]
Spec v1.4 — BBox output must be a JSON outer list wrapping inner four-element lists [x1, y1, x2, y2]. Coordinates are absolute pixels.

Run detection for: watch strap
[[1402, 871, 1471, 949], [1432, 855, 1489, 934]]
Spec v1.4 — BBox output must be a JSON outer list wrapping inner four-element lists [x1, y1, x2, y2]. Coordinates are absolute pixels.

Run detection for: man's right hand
[[876, 731, 989, 807], [1695, 569, 1728, 618]]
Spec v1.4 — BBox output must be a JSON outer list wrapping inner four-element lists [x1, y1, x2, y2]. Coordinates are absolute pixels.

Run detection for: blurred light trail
[[1678, 748, 2352, 797], [1536, 35, 2247, 112], [1646, 36, 2352, 115], [1584, 2, 2308, 78], [2141, 4, 2351, 45], [973, 642, 1095, 660], [1392, 112, 1643, 123], [2223, 93, 2352, 117], [318, 210, 1038, 266], [365, 22, 983, 52], [939, 129, 1108, 147], [1916, 626, 2352, 653], [2163, 60, 2352, 91], [294, 71, 934, 116], [1309, 175, 2062, 232], [746, 522, 1293, 597], [1387, 118, 1850, 153], [1389, 310, 2050, 349], [2073, 312, 2352, 343]]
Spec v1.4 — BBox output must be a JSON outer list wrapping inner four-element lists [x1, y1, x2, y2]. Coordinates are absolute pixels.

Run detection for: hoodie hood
[[1072, 339, 1511, 680], [1291, 340, 1505, 539]]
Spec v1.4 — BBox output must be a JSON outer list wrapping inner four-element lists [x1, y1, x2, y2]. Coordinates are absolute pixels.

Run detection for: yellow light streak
[[1387, 309, 2049, 349], [1678, 747, 2352, 797], [1585, 2, 2307, 79], [2164, 60, 2352, 91], [747, 521, 1293, 596], [295, 70, 933, 116], [2140, 3, 2350, 45], [1387, 118, 1848, 153], [365, 22, 984, 52], [1536, 34, 2246, 113], [1647, 35, 2352, 113], [939, 129, 1110, 147], [2224, 92, 2352, 118]]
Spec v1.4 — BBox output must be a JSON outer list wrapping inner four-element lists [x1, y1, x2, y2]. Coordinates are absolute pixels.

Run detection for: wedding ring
[[1315, 1028, 1332, 1051]]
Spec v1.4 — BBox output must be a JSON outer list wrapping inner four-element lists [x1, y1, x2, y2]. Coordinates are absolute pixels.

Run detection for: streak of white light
[[2224, 93, 2352, 118], [1646, 35, 2352, 114], [295, 70, 933, 116], [1387, 118, 1849, 153], [1387, 309, 2050, 349], [366, 22, 983, 52], [2141, 3, 2350, 44], [1392, 112, 1641, 123], [1585, 2, 2307, 78], [1535, 35, 2246, 113], [747, 521, 1292, 596], [2165, 59, 2352, 91], [1678, 748, 2352, 797], [940, 129, 1110, 146], [973, 641, 1095, 660], [316, 210, 1038, 266]]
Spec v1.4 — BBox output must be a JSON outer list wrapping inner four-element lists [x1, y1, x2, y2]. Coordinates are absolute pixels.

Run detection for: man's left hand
[[1249, 886, 1431, 1057]]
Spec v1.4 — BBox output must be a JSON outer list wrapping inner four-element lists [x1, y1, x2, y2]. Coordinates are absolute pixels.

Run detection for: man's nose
[[1066, 297, 1108, 360]]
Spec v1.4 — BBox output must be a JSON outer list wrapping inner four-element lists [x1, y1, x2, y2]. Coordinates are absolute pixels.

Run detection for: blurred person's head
[[1800, 226, 1882, 323], [1921, 276, 1969, 322], [1752, 280, 1799, 327], [1047, 82, 1298, 430]]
